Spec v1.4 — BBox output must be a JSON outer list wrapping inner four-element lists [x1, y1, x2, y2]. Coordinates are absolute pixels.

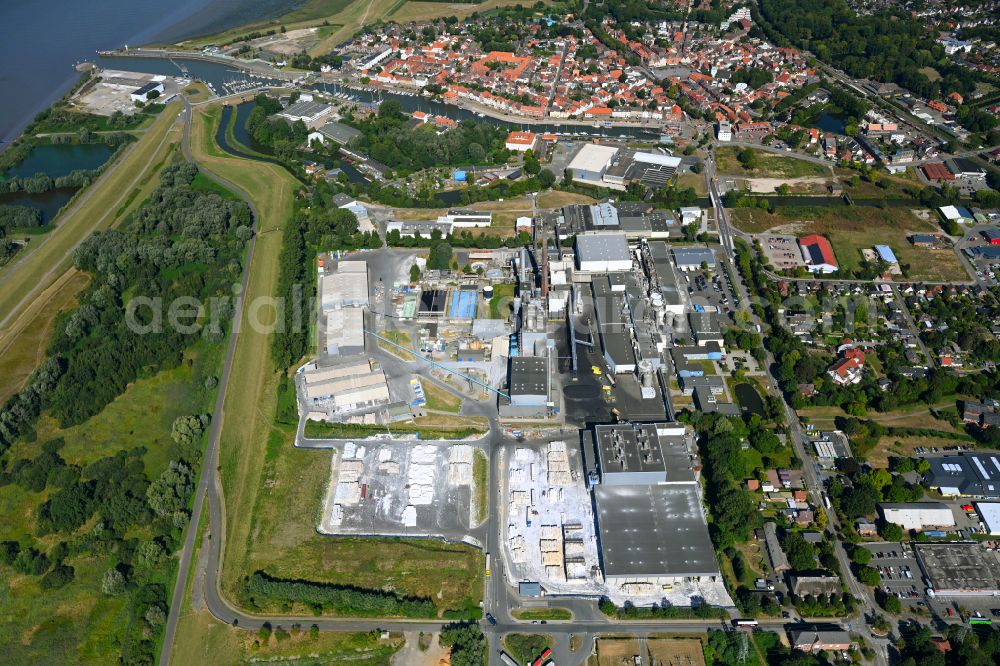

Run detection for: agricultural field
[[729, 205, 969, 282], [175, 0, 548, 58], [647, 638, 706, 666]]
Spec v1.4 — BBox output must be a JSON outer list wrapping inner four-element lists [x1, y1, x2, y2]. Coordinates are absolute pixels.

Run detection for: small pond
[[734, 382, 765, 416], [6, 143, 115, 179]]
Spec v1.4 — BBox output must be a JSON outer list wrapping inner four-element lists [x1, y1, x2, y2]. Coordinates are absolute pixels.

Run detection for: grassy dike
[[188, 103, 298, 599], [186, 105, 483, 624]]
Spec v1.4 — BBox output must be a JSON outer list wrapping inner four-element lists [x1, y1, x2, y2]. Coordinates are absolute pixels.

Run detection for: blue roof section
[[875, 245, 897, 263]]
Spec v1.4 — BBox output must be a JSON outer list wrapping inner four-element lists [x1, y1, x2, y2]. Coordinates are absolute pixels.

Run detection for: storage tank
[[483, 284, 494, 299]]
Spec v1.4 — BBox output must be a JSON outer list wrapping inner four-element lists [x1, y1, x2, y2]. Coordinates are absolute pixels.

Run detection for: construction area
[[319, 441, 479, 537], [75, 69, 188, 115]]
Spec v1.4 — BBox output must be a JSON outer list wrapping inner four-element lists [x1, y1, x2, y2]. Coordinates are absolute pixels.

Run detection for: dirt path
[[393, 632, 449, 666], [747, 176, 832, 193]]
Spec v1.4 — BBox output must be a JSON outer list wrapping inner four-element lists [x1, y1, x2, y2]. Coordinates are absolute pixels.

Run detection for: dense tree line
[[684, 413, 761, 549], [439, 622, 487, 666], [246, 93, 309, 158], [245, 571, 437, 617], [898, 622, 1000, 666], [0, 204, 42, 230], [730, 67, 774, 90], [385, 227, 531, 250], [270, 186, 380, 371], [0, 163, 250, 448], [0, 438, 183, 664]]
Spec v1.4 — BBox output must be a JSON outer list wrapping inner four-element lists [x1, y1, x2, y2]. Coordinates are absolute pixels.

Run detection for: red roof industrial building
[[798, 234, 838, 273]]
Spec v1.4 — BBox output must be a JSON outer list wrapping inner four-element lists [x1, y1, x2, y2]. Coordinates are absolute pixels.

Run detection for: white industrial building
[[301, 359, 390, 411], [130, 81, 164, 103], [716, 121, 732, 142], [575, 233, 632, 272], [325, 307, 366, 355], [277, 100, 333, 124], [566, 143, 619, 186], [356, 47, 394, 71], [679, 207, 703, 226], [321, 260, 369, 310], [878, 502, 955, 532], [975, 503, 1000, 535], [437, 211, 492, 228]]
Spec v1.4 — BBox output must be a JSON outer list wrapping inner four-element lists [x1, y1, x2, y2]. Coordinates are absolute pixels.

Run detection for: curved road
[[160, 103, 828, 666]]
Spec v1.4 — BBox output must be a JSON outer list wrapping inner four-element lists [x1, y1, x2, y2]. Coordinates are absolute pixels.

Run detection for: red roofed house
[[505, 131, 538, 152], [828, 349, 865, 385], [798, 234, 838, 273]]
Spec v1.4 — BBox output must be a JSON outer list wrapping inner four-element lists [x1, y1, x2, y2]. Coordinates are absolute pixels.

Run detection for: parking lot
[[862, 542, 923, 602], [681, 263, 739, 320], [758, 234, 806, 270]]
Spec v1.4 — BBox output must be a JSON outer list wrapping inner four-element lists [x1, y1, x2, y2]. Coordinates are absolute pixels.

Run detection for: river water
[[0, 0, 304, 146], [95, 54, 666, 141]]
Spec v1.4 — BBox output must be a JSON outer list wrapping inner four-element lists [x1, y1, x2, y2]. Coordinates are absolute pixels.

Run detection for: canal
[[97, 54, 664, 140]]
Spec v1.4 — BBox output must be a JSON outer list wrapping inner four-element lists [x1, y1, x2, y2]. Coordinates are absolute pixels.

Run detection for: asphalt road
[[707, 155, 891, 666], [156, 103, 918, 665], [159, 98, 263, 665]]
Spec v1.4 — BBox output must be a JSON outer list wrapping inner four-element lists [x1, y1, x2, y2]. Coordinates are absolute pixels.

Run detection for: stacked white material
[[539, 523, 565, 581], [330, 504, 344, 526], [509, 467, 528, 483], [407, 445, 437, 505], [565, 561, 589, 580], [510, 535, 527, 563], [335, 481, 361, 504], [402, 505, 418, 527], [377, 449, 400, 474], [335, 458, 365, 505], [547, 441, 572, 485], [545, 565, 566, 581], [448, 445, 474, 485]]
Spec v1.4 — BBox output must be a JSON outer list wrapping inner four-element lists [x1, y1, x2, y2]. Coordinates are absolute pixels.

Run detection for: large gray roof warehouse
[[590, 423, 720, 585], [925, 453, 1000, 497], [595, 484, 720, 580]]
